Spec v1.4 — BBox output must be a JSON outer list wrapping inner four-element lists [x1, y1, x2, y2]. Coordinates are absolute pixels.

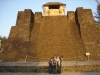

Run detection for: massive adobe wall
[[9, 9, 34, 41], [1, 7, 100, 62], [29, 12, 42, 61]]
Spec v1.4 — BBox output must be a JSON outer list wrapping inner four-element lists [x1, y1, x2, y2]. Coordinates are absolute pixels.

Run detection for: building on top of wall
[[43, 2, 66, 16]]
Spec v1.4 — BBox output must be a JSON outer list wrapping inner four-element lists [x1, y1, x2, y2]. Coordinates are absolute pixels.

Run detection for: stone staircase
[[0, 61, 100, 72]]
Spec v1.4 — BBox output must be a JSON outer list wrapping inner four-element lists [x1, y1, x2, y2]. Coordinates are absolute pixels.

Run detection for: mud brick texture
[[1, 7, 100, 62]]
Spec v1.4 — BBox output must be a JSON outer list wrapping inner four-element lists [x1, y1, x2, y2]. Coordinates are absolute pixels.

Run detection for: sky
[[0, 0, 98, 37]]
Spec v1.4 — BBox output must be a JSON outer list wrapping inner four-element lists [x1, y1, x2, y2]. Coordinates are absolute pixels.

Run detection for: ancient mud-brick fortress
[[2, 2, 100, 62]]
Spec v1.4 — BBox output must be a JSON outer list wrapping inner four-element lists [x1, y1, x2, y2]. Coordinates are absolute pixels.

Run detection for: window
[[49, 5, 60, 9]]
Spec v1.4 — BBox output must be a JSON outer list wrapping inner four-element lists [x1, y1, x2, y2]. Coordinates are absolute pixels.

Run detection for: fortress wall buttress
[[9, 9, 34, 41], [3, 9, 34, 62], [75, 7, 96, 41], [76, 7, 100, 60], [29, 12, 42, 58], [67, 11, 86, 60], [8, 11, 24, 40], [17, 9, 34, 41]]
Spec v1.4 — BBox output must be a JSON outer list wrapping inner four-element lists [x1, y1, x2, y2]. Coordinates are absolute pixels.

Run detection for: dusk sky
[[0, 0, 98, 37]]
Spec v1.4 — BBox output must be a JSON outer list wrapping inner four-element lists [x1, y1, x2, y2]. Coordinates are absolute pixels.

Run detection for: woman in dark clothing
[[48, 57, 53, 74]]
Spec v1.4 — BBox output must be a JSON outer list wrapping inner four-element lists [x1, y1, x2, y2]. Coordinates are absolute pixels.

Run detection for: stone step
[[0, 65, 100, 73], [0, 61, 100, 72]]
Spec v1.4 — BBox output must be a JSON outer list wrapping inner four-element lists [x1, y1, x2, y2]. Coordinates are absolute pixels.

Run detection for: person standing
[[60, 56, 63, 73], [48, 57, 53, 74], [56, 55, 61, 73], [52, 55, 57, 74]]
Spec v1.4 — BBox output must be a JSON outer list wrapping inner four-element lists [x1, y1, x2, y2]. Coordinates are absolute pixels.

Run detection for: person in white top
[[56, 55, 61, 73]]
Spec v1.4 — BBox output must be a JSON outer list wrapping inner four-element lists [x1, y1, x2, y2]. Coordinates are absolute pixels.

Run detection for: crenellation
[[34, 12, 42, 23], [67, 11, 75, 22]]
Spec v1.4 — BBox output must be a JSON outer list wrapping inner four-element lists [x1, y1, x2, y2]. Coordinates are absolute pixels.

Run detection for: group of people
[[48, 55, 63, 74]]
